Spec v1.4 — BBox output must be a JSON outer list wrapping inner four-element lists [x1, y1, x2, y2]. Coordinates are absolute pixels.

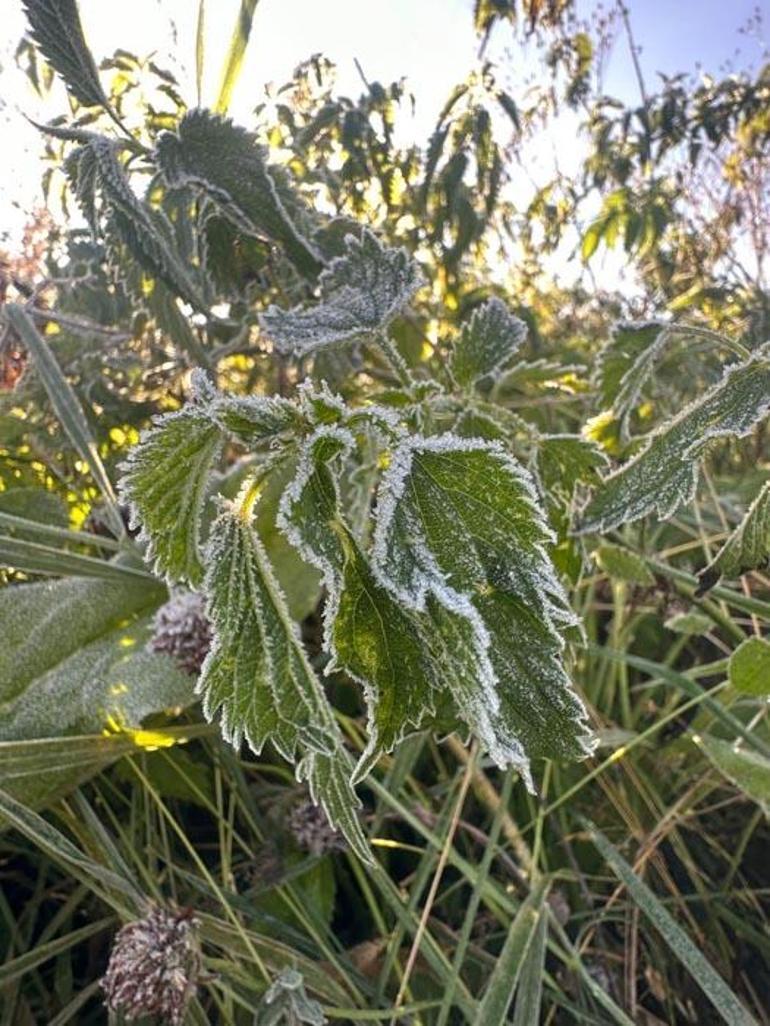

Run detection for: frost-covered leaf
[[260, 229, 424, 357], [210, 393, 307, 446], [68, 137, 208, 315], [371, 434, 594, 781], [120, 386, 223, 586], [728, 637, 770, 697], [578, 347, 770, 534], [255, 967, 326, 1026], [595, 321, 665, 434], [449, 297, 527, 388], [23, 0, 109, 108], [535, 434, 608, 502], [199, 502, 371, 861], [696, 735, 770, 817], [592, 543, 654, 585], [156, 109, 322, 278], [696, 482, 770, 594], [278, 428, 445, 780]]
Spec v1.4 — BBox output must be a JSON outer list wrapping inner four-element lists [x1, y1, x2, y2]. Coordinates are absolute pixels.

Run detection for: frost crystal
[[259, 229, 424, 357], [580, 344, 770, 534], [149, 591, 212, 675], [102, 905, 201, 1026]]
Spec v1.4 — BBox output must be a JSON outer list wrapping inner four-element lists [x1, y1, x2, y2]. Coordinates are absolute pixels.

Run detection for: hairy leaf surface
[[23, 0, 108, 108], [697, 481, 770, 594], [579, 347, 770, 534], [260, 229, 424, 357], [449, 297, 527, 387], [372, 434, 594, 780], [199, 502, 371, 860], [120, 392, 223, 585], [156, 109, 322, 278]]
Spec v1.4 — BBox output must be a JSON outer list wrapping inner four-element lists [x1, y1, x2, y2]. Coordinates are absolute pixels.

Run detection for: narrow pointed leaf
[[214, 0, 260, 114], [583, 819, 759, 1026], [5, 305, 124, 537], [22, 0, 109, 108], [697, 481, 770, 594], [579, 347, 770, 534]]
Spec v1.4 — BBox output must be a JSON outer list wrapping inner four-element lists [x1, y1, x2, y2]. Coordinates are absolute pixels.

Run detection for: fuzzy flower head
[[288, 799, 347, 857], [102, 905, 201, 1025], [149, 591, 212, 675]]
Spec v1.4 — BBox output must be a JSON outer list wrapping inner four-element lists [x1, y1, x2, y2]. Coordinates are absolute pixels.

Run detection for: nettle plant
[[118, 234, 598, 862]]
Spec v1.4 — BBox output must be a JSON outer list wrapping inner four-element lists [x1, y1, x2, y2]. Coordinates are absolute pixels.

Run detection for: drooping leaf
[[67, 138, 209, 315], [696, 481, 770, 594], [5, 305, 124, 537], [22, 0, 109, 108], [260, 229, 424, 357], [120, 380, 223, 585], [156, 109, 322, 278], [728, 637, 770, 697], [595, 321, 665, 433], [371, 434, 594, 782], [593, 544, 654, 585], [277, 428, 447, 780], [578, 346, 770, 534], [449, 297, 527, 387], [696, 735, 770, 817], [199, 501, 371, 861]]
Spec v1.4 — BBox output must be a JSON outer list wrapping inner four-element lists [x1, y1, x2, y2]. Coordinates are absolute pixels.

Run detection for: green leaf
[[696, 735, 770, 816], [156, 109, 321, 278], [22, 0, 109, 108], [664, 609, 712, 634], [68, 139, 209, 314], [578, 346, 770, 534], [476, 877, 550, 1025], [511, 895, 548, 1026], [448, 297, 527, 387], [120, 380, 223, 585], [697, 481, 770, 594], [595, 321, 665, 432], [260, 229, 424, 357], [210, 393, 307, 446], [214, 0, 260, 115], [536, 433, 609, 502], [277, 428, 445, 780], [583, 819, 759, 1026], [593, 543, 655, 585], [5, 305, 124, 537], [199, 501, 372, 862], [255, 967, 326, 1026], [372, 434, 594, 783], [728, 637, 770, 696], [0, 487, 68, 530], [0, 536, 153, 582]]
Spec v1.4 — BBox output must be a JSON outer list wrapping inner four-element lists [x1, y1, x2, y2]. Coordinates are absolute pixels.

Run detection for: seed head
[[288, 799, 346, 857], [102, 905, 201, 1025], [149, 591, 212, 675]]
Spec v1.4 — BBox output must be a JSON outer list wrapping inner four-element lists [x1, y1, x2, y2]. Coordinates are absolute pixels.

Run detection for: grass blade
[[5, 305, 124, 538], [512, 896, 548, 1025], [195, 0, 206, 105], [0, 536, 153, 581], [476, 876, 550, 1025], [583, 819, 759, 1026], [214, 0, 259, 114]]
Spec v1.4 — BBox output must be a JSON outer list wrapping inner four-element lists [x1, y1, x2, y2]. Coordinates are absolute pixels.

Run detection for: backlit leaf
[[696, 481, 770, 594], [449, 297, 527, 388], [578, 346, 770, 534], [260, 229, 424, 357], [22, 0, 108, 108]]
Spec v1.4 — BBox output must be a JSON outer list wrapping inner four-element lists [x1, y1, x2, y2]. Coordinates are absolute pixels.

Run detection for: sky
[[0, 0, 767, 250]]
